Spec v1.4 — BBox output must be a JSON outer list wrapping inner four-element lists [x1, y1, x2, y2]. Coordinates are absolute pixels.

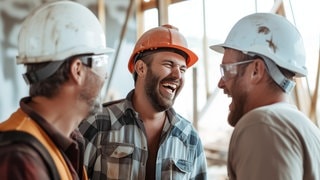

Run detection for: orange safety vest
[[0, 108, 87, 180]]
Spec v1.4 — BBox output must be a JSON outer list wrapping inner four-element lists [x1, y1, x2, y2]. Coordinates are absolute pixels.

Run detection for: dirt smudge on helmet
[[257, 26, 277, 53], [266, 37, 277, 53], [258, 26, 270, 34]]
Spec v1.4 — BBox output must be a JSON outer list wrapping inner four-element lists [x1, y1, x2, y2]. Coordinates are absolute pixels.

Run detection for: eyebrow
[[162, 59, 187, 68]]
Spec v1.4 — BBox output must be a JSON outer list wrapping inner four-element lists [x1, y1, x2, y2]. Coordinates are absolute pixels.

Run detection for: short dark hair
[[27, 59, 74, 97]]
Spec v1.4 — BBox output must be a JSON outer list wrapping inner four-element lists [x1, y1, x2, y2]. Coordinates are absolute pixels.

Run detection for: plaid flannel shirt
[[79, 90, 207, 180]]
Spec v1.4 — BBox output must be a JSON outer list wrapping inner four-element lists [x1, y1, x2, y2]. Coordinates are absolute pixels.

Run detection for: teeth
[[163, 83, 177, 89]]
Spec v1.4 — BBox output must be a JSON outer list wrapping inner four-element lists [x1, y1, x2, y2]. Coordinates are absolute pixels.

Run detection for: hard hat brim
[[128, 45, 198, 73], [17, 47, 114, 64], [209, 44, 226, 54]]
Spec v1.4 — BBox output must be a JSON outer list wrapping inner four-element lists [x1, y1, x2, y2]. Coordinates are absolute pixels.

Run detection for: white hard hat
[[16, 0, 113, 64], [210, 13, 307, 77]]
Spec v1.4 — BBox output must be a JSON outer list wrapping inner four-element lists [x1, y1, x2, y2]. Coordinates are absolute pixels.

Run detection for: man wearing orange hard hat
[[80, 24, 208, 180]]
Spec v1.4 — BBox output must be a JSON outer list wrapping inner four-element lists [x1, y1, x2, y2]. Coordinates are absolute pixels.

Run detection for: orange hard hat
[[128, 24, 198, 73]]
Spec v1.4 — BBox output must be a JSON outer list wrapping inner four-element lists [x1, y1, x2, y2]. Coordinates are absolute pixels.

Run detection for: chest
[[144, 121, 163, 152]]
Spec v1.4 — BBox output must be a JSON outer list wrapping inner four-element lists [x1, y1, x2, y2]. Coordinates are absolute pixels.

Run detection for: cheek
[[92, 66, 108, 79], [231, 78, 249, 97], [89, 72, 105, 92], [156, 66, 171, 75], [180, 77, 185, 86], [176, 77, 185, 93]]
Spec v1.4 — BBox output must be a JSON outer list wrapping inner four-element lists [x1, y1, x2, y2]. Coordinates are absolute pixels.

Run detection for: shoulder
[[231, 103, 313, 150], [102, 98, 126, 108], [80, 98, 130, 136], [170, 113, 202, 146], [0, 143, 49, 179], [101, 98, 130, 117], [171, 112, 194, 131], [238, 102, 309, 131]]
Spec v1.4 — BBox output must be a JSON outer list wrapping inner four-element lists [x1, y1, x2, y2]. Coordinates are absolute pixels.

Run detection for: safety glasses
[[80, 54, 110, 79], [220, 60, 254, 81]]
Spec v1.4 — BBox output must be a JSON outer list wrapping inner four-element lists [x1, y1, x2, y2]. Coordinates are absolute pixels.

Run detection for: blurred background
[[1, 0, 319, 179]]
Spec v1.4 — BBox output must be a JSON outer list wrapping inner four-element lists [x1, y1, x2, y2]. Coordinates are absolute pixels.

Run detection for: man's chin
[[228, 114, 238, 127], [87, 100, 102, 117]]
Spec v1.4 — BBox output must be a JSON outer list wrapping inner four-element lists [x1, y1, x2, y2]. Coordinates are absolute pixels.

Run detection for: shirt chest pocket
[[104, 143, 134, 158], [174, 159, 192, 173], [101, 143, 135, 179], [161, 159, 193, 179]]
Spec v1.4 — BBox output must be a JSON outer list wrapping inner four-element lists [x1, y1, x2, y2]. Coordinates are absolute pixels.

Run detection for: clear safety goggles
[[220, 60, 254, 81], [80, 54, 110, 79]]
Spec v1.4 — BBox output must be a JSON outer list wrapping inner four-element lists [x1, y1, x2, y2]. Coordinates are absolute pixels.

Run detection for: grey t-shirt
[[228, 102, 320, 180]]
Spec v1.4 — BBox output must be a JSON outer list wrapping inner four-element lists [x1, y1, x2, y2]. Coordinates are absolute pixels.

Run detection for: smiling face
[[217, 49, 252, 126], [143, 51, 187, 112]]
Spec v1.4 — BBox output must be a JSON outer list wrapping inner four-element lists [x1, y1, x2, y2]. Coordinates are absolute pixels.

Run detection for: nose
[[217, 77, 225, 89], [171, 65, 183, 79]]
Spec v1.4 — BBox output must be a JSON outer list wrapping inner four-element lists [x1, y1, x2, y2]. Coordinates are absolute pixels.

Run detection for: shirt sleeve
[[0, 143, 51, 180], [192, 136, 208, 179]]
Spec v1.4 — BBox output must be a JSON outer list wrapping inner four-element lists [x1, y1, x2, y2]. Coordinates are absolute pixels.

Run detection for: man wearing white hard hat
[[0, 1, 113, 179], [210, 12, 320, 180]]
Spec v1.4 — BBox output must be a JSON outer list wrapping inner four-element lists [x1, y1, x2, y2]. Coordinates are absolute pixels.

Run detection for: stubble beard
[[228, 80, 247, 127], [80, 72, 104, 119], [145, 69, 179, 112], [87, 95, 103, 117]]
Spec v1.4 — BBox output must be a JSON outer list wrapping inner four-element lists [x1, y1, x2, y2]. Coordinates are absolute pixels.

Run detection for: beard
[[228, 79, 247, 127], [144, 68, 181, 112], [80, 71, 104, 119], [87, 94, 103, 117]]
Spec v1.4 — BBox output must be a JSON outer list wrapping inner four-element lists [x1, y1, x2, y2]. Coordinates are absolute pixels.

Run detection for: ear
[[250, 59, 266, 83], [70, 59, 85, 85], [134, 60, 147, 77]]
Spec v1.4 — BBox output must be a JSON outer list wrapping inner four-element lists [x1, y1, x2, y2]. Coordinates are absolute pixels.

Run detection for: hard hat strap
[[23, 61, 65, 85], [260, 55, 296, 93]]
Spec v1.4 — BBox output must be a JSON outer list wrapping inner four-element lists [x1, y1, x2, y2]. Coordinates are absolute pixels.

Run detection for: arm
[[191, 136, 208, 180]]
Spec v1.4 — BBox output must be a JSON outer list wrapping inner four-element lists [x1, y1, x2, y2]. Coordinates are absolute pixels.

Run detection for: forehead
[[222, 49, 243, 64], [151, 51, 187, 66]]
